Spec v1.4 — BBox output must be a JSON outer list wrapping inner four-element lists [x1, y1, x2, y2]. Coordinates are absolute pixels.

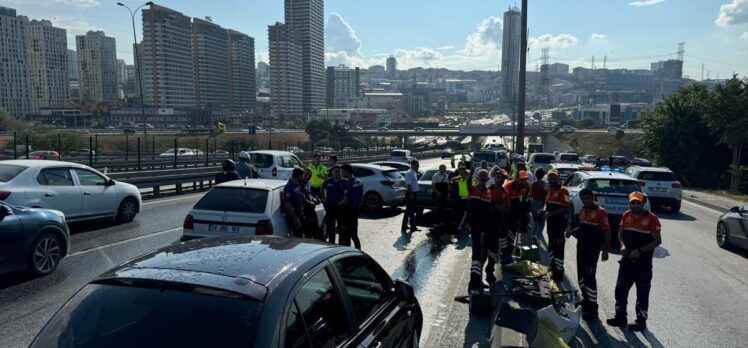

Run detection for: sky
[[5, 0, 748, 79]]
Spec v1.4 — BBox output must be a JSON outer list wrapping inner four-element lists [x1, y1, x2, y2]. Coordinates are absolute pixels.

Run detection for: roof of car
[[0, 159, 91, 169], [249, 150, 295, 155], [215, 178, 287, 189], [551, 163, 582, 169], [530, 152, 555, 157], [352, 163, 397, 171], [577, 171, 635, 180], [628, 166, 672, 173], [96, 236, 350, 299]]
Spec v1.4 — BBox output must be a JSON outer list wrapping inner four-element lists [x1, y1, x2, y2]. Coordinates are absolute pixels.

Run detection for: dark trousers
[[470, 222, 495, 289], [311, 186, 323, 198], [452, 198, 467, 231], [340, 206, 361, 248], [401, 192, 417, 232], [302, 203, 322, 240], [285, 209, 304, 238], [325, 205, 343, 243], [577, 240, 602, 311], [434, 193, 448, 225], [614, 261, 653, 322], [547, 216, 567, 283]]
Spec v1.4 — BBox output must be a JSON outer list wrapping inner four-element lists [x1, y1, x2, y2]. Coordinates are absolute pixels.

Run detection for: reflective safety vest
[[308, 163, 327, 187], [457, 177, 469, 199]]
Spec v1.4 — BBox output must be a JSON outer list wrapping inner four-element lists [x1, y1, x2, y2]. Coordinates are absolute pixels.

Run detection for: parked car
[[717, 204, 748, 251], [314, 147, 334, 155], [484, 143, 506, 151], [415, 167, 453, 214], [68, 149, 95, 157], [0, 202, 69, 276], [441, 148, 454, 159], [182, 180, 324, 240], [248, 150, 303, 180], [30, 236, 423, 348], [607, 126, 622, 133], [630, 157, 653, 167], [608, 155, 629, 168], [561, 125, 577, 133], [0, 160, 142, 222], [76, 129, 90, 134], [625, 166, 682, 212], [342, 146, 354, 152], [371, 161, 422, 179], [212, 150, 230, 156], [528, 152, 556, 172], [191, 149, 205, 156], [471, 149, 508, 170], [351, 163, 406, 210], [580, 154, 600, 164], [548, 163, 583, 182], [555, 152, 580, 164], [159, 148, 195, 157], [29, 151, 60, 160], [123, 128, 136, 134], [388, 149, 417, 163]]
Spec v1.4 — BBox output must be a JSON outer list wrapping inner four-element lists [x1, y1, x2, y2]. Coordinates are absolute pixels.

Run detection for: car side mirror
[[729, 206, 740, 213], [105, 179, 116, 187], [393, 279, 415, 302]]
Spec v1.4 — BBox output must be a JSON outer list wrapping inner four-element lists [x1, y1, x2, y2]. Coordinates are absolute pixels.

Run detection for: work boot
[[485, 264, 497, 283], [628, 319, 647, 332], [582, 307, 599, 321], [606, 314, 628, 327], [468, 274, 481, 292]]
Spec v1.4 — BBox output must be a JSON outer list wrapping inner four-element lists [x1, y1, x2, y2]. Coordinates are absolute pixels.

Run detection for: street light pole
[[118, 1, 153, 155]]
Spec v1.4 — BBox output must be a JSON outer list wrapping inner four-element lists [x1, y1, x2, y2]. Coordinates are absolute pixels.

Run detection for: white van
[[472, 149, 508, 169], [248, 150, 303, 180]]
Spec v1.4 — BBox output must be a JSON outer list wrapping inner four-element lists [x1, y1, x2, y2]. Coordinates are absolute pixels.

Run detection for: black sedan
[[717, 203, 748, 251], [31, 236, 422, 348], [0, 202, 69, 276]]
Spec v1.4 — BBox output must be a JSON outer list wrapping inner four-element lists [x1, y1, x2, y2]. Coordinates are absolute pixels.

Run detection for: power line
[[685, 54, 747, 69]]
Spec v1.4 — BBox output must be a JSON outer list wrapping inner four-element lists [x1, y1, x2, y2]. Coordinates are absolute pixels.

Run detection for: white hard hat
[[239, 151, 249, 159]]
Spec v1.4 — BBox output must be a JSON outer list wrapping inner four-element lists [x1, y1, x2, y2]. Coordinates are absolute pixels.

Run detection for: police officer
[[282, 168, 306, 237], [466, 169, 494, 292], [322, 166, 346, 243], [567, 188, 610, 319], [539, 169, 570, 284], [502, 170, 531, 264], [607, 192, 662, 332], [488, 168, 511, 276], [326, 155, 339, 177], [341, 163, 363, 248], [307, 153, 328, 198], [301, 167, 323, 240], [215, 159, 240, 184], [236, 151, 252, 179]]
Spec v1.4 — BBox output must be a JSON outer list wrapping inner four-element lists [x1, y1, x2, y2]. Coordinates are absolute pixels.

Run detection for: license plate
[[600, 197, 628, 214], [650, 187, 666, 192], [208, 224, 241, 233]]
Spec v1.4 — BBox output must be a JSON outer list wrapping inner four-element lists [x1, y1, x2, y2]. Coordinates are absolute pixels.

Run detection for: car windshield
[[588, 179, 641, 194], [249, 153, 273, 168], [473, 152, 496, 162], [383, 170, 402, 180], [533, 155, 554, 164], [194, 187, 268, 213], [560, 154, 579, 162], [611, 157, 627, 166], [639, 171, 677, 181], [31, 283, 261, 348], [390, 151, 407, 157], [0, 164, 28, 182]]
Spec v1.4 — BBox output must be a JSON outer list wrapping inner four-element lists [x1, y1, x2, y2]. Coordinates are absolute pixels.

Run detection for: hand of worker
[[601, 251, 609, 261], [629, 248, 641, 259]]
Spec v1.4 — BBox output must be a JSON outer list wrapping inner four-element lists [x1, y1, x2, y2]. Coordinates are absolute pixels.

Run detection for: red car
[[29, 151, 60, 160]]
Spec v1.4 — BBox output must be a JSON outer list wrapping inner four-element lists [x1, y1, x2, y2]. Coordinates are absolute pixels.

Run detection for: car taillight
[[183, 214, 194, 230], [638, 180, 646, 187], [380, 180, 395, 187], [0, 191, 11, 200], [255, 219, 273, 235], [272, 167, 277, 177], [672, 182, 682, 189]]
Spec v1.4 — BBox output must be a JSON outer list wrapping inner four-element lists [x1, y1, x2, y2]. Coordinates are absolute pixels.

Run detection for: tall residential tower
[[268, 22, 302, 122], [500, 7, 521, 119], [76, 31, 118, 103], [25, 18, 69, 113], [285, 0, 325, 113], [0, 7, 30, 118]]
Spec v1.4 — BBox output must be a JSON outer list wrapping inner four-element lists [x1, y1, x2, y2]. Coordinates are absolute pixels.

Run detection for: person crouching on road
[[307, 153, 327, 198], [341, 163, 363, 249], [322, 166, 346, 243], [539, 169, 570, 284], [215, 159, 241, 184], [502, 170, 531, 263], [489, 169, 511, 271], [567, 188, 610, 320], [467, 169, 494, 292], [606, 192, 662, 332], [282, 168, 306, 237], [301, 168, 323, 240], [530, 168, 547, 244], [236, 151, 252, 179], [401, 160, 420, 234]]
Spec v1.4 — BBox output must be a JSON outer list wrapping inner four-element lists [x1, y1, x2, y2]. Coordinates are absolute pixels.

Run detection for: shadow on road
[[393, 232, 412, 251], [68, 219, 136, 234], [0, 271, 35, 291], [726, 246, 748, 260], [571, 317, 629, 348], [655, 211, 696, 222], [359, 207, 402, 220], [463, 313, 491, 348]]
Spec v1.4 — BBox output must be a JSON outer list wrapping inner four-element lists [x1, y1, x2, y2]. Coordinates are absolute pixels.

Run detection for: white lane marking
[[68, 227, 182, 257], [142, 193, 204, 206]]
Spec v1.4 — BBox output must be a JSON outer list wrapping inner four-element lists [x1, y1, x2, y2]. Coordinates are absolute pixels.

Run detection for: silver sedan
[[717, 203, 748, 251]]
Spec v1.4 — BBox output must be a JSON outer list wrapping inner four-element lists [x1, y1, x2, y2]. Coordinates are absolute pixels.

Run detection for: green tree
[[305, 120, 330, 145], [704, 76, 748, 193], [0, 108, 22, 132]]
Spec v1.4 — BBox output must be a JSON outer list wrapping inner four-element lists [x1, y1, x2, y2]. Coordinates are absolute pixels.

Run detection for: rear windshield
[[610, 157, 628, 166], [31, 283, 260, 348], [473, 152, 496, 162], [384, 170, 402, 180], [638, 171, 677, 181], [559, 154, 579, 162], [588, 179, 641, 194], [0, 164, 28, 182], [557, 168, 577, 176], [532, 155, 554, 164], [194, 187, 268, 213], [390, 151, 407, 157], [249, 154, 273, 168]]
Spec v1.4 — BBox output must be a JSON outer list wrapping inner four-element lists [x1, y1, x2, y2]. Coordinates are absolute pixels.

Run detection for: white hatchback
[[181, 179, 325, 240], [0, 160, 142, 222], [248, 151, 303, 180]]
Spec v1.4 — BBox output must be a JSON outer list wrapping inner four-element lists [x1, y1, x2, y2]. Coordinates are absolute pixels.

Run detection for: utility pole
[[516, 0, 528, 156]]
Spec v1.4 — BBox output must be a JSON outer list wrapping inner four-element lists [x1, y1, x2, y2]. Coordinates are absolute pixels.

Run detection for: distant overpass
[[349, 128, 642, 137]]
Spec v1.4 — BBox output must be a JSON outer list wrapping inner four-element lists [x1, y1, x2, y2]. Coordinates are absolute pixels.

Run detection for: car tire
[[117, 197, 138, 223], [28, 232, 62, 276], [671, 201, 681, 213], [717, 222, 732, 249], [364, 192, 383, 211]]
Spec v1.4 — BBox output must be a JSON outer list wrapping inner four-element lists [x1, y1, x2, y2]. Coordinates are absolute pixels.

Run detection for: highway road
[[1, 156, 745, 347]]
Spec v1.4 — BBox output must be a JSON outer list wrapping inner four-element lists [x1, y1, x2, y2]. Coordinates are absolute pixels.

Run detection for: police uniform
[[283, 179, 306, 237], [545, 184, 570, 283], [341, 176, 364, 248], [322, 177, 346, 243], [308, 162, 328, 198], [576, 205, 610, 313], [467, 177, 493, 290]]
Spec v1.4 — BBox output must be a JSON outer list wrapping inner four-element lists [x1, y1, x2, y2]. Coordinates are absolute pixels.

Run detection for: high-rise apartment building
[[25, 18, 69, 113], [67, 49, 78, 80], [141, 4, 195, 108], [227, 29, 256, 112], [0, 7, 30, 118], [192, 18, 230, 109], [285, 0, 325, 113], [326, 65, 360, 108], [256, 61, 270, 90], [268, 22, 302, 122], [76, 31, 118, 103], [501, 7, 521, 119], [386, 56, 397, 78]]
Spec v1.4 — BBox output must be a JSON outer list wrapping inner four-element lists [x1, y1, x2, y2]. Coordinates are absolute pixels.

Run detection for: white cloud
[[325, 12, 365, 67], [53, 0, 100, 8], [435, 45, 456, 51], [391, 48, 444, 69], [461, 16, 503, 57], [529, 34, 578, 49], [716, 0, 748, 26], [590, 33, 607, 41], [741, 31, 748, 40], [256, 51, 268, 64], [628, 0, 666, 7]]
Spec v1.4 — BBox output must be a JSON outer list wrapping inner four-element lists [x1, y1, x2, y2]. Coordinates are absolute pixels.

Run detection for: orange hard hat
[[518, 171, 528, 180], [629, 191, 644, 202], [547, 169, 559, 177]]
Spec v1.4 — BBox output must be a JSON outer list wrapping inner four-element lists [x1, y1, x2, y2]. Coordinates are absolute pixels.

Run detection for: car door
[[73, 168, 115, 219], [35, 167, 82, 220], [734, 204, 748, 249], [0, 204, 25, 271], [330, 255, 416, 348]]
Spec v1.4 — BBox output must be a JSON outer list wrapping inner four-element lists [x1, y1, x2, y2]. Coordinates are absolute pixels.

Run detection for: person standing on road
[[450, 153, 456, 168], [282, 168, 306, 237], [301, 168, 323, 240], [215, 159, 241, 184], [530, 168, 547, 244], [326, 155, 338, 178], [451, 165, 470, 233], [539, 169, 570, 284], [308, 153, 327, 198], [606, 192, 662, 332], [473, 160, 489, 178], [502, 170, 531, 263], [401, 160, 420, 234], [322, 166, 346, 243], [566, 188, 610, 320], [341, 163, 363, 248], [236, 151, 252, 179], [489, 169, 511, 270], [431, 164, 450, 228], [466, 169, 494, 291]]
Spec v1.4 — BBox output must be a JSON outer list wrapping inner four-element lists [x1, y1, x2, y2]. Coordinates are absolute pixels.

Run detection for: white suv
[[351, 164, 407, 210], [248, 151, 303, 180], [388, 149, 417, 163], [625, 166, 682, 213]]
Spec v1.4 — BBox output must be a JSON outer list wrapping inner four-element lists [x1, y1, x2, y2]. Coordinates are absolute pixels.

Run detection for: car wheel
[[28, 232, 62, 276], [117, 197, 138, 223], [364, 192, 383, 211], [717, 222, 731, 249], [671, 201, 681, 213]]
